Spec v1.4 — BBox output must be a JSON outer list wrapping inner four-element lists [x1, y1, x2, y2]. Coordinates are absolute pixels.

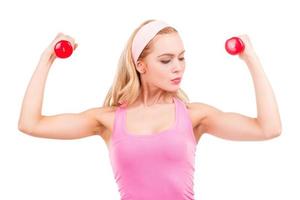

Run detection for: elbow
[[258, 120, 282, 139], [264, 128, 282, 139], [18, 123, 26, 132], [18, 124, 33, 135], [18, 118, 41, 135]]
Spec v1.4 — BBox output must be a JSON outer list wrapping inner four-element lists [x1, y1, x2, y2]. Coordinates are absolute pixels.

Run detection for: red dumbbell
[[225, 37, 245, 55], [54, 40, 73, 58]]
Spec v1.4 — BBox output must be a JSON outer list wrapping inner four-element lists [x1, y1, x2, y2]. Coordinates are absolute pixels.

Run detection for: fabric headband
[[131, 20, 170, 66]]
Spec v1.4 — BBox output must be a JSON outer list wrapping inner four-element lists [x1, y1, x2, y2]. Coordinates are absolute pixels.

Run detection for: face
[[137, 32, 185, 92]]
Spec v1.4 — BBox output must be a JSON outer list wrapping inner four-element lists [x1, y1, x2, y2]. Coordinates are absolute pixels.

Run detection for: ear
[[136, 60, 146, 73]]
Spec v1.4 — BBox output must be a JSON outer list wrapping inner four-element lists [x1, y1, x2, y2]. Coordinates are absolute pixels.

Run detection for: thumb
[[74, 43, 78, 50]]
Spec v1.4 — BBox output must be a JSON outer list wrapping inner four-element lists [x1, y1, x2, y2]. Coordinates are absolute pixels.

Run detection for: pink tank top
[[108, 97, 197, 200]]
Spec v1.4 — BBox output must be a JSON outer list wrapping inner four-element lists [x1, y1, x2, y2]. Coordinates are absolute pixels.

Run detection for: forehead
[[151, 33, 184, 54]]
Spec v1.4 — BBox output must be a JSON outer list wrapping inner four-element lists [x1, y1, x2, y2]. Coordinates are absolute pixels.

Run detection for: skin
[[133, 32, 186, 107], [18, 32, 282, 148]]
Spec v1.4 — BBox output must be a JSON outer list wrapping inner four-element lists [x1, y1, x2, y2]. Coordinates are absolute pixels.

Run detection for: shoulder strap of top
[[111, 106, 126, 139], [175, 98, 197, 145], [174, 97, 185, 114]]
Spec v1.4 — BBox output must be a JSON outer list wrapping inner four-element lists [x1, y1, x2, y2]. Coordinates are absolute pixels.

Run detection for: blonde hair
[[102, 19, 190, 108]]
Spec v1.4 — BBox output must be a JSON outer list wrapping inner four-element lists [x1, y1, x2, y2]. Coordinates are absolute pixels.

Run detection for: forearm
[[18, 55, 52, 131], [245, 54, 282, 135]]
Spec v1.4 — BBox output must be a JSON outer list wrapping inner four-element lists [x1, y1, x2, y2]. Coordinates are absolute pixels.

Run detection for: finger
[[55, 32, 64, 41], [51, 33, 64, 47], [65, 35, 75, 44], [74, 43, 78, 50]]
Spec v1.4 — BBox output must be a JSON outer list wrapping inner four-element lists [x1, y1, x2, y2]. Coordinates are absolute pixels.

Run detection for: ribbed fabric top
[[108, 97, 197, 200]]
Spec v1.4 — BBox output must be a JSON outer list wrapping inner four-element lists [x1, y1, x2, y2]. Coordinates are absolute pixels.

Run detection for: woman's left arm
[[200, 35, 282, 140], [239, 35, 282, 137]]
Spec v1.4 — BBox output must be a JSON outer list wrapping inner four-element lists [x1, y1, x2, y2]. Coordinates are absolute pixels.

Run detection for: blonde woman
[[18, 19, 282, 200]]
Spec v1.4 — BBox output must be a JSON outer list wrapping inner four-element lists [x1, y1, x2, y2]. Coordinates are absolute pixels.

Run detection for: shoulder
[[83, 106, 118, 133], [186, 102, 220, 112], [90, 106, 118, 122], [185, 102, 220, 127], [185, 102, 208, 113], [82, 106, 117, 117]]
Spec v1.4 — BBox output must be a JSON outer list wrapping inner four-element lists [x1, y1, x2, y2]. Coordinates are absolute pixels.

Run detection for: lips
[[171, 77, 181, 84], [171, 77, 181, 81]]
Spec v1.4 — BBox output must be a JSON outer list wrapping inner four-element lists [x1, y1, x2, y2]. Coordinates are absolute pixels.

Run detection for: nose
[[172, 60, 184, 73]]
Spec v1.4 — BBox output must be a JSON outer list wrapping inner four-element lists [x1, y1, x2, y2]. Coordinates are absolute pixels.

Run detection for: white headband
[[131, 20, 170, 66]]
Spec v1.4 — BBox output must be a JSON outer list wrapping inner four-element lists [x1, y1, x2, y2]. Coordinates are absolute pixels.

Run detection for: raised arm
[[192, 35, 282, 141], [20, 107, 104, 140], [194, 103, 270, 141], [17, 33, 103, 139]]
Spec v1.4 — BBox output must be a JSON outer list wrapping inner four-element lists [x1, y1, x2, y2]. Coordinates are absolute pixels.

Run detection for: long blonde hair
[[102, 19, 190, 108]]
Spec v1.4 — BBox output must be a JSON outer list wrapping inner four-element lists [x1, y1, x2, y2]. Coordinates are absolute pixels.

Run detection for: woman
[[18, 19, 282, 200]]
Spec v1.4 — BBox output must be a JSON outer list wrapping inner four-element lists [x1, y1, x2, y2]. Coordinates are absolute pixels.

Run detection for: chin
[[167, 87, 180, 92], [159, 84, 180, 92]]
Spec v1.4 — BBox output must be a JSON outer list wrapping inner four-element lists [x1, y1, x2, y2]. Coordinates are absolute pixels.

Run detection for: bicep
[[27, 107, 103, 140], [200, 104, 266, 141]]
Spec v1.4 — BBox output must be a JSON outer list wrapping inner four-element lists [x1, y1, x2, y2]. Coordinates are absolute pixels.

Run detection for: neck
[[135, 90, 174, 108]]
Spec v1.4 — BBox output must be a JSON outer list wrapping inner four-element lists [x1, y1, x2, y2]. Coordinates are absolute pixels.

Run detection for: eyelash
[[161, 57, 185, 64]]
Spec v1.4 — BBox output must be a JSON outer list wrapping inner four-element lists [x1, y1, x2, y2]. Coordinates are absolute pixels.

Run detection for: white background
[[1, 0, 299, 199]]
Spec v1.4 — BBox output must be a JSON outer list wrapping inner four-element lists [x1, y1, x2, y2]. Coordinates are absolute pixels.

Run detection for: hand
[[237, 34, 258, 61], [40, 33, 78, 64]]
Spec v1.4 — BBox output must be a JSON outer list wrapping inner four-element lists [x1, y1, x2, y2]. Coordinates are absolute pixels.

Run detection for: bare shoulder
[[185, 102, 218, 128], [184, 102, 216, 142], [92, 106, 118, 135]]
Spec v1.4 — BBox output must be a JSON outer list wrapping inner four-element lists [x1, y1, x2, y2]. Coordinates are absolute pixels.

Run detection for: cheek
[[145, 60, 171, 82], [151, 66, 170, 81]]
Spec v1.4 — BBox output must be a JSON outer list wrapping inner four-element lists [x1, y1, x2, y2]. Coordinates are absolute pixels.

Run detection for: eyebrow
[[158, 50, 185, 57]]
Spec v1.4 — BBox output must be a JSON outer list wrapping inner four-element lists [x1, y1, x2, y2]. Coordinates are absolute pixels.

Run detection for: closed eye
[[161, 60, 170, 64], [161, 57, 185, 64]]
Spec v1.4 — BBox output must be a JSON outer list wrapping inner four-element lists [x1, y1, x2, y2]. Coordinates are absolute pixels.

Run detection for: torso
[[95, 102, 206, 148]]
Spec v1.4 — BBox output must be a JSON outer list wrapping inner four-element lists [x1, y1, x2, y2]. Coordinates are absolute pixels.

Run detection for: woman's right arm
[[21, 107, 104, 140], [18, 33, 103, 139]]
